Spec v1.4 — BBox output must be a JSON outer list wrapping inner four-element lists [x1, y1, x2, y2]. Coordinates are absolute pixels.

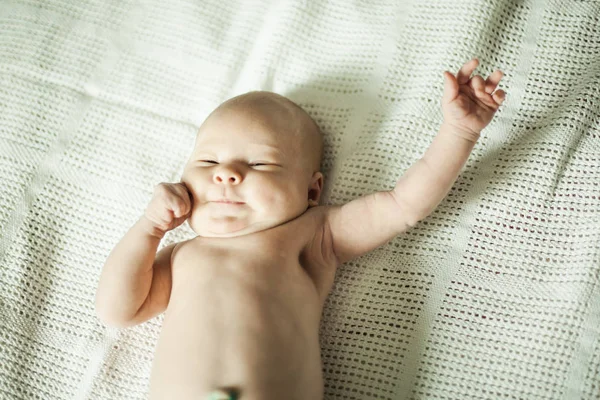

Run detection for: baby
[[95, 58, 505, 400]]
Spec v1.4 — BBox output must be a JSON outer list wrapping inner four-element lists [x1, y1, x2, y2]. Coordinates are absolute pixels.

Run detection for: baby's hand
[[144, 182, 193, 236], [442, 58, 506, 141]]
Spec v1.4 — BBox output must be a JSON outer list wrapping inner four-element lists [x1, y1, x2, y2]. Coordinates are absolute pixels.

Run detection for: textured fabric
[[1, 0, 599, 399]]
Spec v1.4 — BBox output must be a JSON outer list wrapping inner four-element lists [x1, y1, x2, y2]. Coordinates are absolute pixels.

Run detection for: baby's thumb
[[442, 71, 459, 105]]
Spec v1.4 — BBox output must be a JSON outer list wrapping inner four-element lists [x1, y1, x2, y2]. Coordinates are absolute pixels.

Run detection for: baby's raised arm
[[95, 183, 192, 328], [397, 58, 506, 219], [327, 59, 506, 265]]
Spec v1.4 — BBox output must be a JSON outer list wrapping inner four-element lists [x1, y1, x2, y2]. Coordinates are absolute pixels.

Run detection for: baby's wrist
[[440, 121, 481, 142], [139, 215, 167, 239]]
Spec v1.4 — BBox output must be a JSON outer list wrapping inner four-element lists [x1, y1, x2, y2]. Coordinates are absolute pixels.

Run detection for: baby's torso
[[148, 206, 338, 400]]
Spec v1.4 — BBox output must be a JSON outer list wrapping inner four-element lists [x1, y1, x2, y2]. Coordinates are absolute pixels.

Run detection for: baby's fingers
[[485, 70, 504, 94], [456, 58, 479, 85], [471, 75, 486, 95], [492, 89, 506, 105], [170, 184, 192, 217], [153, 182, 192, 218]]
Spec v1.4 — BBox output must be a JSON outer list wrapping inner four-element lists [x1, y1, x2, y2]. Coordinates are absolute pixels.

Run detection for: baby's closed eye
[[200, 160, 273, 167]]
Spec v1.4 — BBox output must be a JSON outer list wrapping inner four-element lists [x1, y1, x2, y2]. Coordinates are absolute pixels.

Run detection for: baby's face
[[181, 95, 323, 238]]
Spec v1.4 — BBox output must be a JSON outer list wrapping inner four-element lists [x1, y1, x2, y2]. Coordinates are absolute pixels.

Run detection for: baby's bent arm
[[95, 216, 173, 328]]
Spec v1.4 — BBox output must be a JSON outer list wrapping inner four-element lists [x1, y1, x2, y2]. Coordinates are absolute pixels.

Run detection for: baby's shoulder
[[296, 205, 330, 236], [168, 237, 195, 259], [303, 204, 332, 224], [298, 205, 337, 262], [297, 205, 339, 302]]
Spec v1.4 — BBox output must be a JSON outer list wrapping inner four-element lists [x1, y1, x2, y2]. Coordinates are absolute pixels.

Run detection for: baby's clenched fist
[[144, 182, 193, 237]]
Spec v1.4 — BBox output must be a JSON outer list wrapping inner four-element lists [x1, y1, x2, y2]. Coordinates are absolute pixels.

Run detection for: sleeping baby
[[95, 58, 505, 400]]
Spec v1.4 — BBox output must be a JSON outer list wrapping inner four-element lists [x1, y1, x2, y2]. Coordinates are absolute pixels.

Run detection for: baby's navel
[[206, 388, 239, 400]]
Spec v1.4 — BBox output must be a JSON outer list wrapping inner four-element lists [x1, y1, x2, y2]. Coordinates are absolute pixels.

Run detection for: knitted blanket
[[1, 1, 599, 399]]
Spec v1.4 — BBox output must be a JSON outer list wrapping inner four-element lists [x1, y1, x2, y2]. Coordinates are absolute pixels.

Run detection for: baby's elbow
[[95, 300, 135, 329], [96, 307, 125, 329], [97, 317, 122, 329], [96, 311, 139, 329]]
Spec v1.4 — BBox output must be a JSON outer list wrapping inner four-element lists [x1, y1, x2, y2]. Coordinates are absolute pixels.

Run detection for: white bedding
[[1, 0, 599, 399]]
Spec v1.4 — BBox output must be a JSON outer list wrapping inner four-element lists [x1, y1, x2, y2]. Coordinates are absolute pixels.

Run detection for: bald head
[[199, 91, 323, 176]]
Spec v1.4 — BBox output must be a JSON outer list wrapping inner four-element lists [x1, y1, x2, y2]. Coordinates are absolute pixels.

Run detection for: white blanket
[[1, 0, 599, 399]]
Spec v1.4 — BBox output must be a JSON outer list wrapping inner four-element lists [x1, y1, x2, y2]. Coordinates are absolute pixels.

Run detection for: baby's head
[[181, 91, 324, 238]]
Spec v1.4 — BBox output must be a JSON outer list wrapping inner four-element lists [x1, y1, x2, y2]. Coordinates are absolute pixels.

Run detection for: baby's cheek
[[259, 185, 279, 207], [256, 181, 285, 208], [280, 182, 304, 210]]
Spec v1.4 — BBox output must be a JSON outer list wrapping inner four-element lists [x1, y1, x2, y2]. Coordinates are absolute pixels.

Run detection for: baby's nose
[[213, 169, 241, 185]]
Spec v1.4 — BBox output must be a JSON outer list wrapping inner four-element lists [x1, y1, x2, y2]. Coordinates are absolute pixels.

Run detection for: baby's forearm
[[393, 122, 478, 222], [95, 216, 163, 326]]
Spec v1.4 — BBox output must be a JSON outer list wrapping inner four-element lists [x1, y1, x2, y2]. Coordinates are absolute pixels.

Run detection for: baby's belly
[[148, 258, 324, 400]]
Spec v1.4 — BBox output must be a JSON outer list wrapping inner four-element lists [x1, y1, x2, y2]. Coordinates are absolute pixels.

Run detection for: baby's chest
[[172, 207, 338, 304], [169, 242, 324, 326]]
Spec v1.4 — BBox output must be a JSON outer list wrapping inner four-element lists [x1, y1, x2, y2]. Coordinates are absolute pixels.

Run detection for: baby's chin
[[194, 223, 258, 238], [187, 213, 275, 238]]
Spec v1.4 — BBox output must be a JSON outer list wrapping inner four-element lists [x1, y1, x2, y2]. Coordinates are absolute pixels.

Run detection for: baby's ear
[[307, 171, 324, 206]]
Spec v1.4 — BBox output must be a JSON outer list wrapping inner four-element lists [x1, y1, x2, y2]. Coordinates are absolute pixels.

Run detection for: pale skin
[[95, 58, 505, 400]]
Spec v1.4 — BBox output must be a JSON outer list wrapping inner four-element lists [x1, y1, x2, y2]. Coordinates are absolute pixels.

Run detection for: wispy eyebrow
[[249, 144, 285, 156], [196, 143, 285, 158]]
